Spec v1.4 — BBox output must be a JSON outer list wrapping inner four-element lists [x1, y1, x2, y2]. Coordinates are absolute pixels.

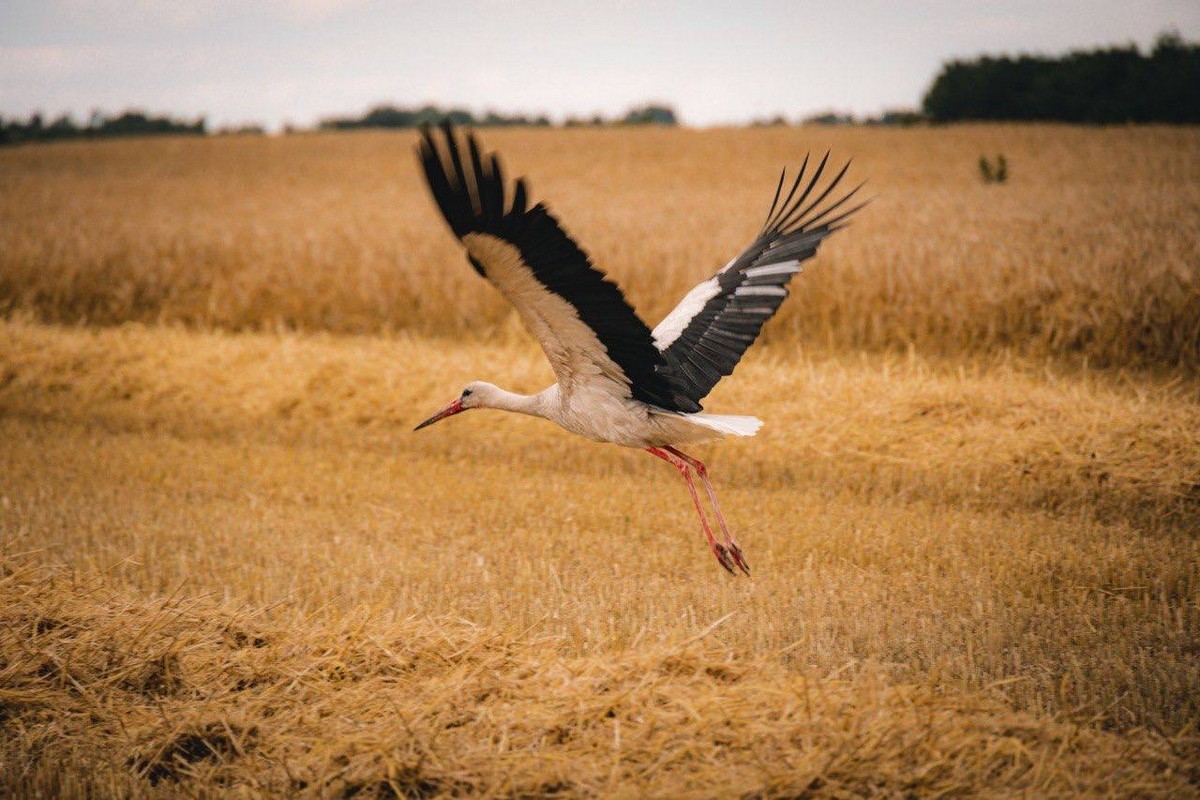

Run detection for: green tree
[[923, 32, 1200, 123]]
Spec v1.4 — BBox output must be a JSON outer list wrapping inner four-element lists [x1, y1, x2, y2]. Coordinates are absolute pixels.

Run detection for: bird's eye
[[462, 388, 473, 398]]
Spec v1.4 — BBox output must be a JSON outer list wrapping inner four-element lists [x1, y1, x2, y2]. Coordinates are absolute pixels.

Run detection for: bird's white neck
[[479, 385, 553, 420]]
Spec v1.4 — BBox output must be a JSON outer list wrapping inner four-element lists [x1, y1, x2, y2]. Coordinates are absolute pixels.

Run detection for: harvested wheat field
[[1, 127, 1199, 797], [3, 125, 1199, 366]]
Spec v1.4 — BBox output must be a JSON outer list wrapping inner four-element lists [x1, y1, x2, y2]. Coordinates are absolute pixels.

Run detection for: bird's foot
[[712, 543, 738, 575], [728, 542, 751, 576]]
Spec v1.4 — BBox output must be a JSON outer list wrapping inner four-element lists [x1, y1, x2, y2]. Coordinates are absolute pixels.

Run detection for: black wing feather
[[659, 155, 868, 405], [417, 122, 698, 413]]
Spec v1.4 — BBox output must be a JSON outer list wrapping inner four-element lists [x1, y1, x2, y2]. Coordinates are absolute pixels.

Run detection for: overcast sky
[[3, 1, 1198, 129]]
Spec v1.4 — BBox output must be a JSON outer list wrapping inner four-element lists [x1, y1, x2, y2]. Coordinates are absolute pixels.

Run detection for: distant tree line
[[923, 31, 1200, 123], [0, 103, 681, 146], [562, 104, 678, 126], [612, 104, 678, 125], [320, 103, 677, 130], [319, 104, 545, 130], [793, 109, 924, 127], [743, 109, 924, 127], [0, 110, 206, 145], [14, 31, 1197, 149]]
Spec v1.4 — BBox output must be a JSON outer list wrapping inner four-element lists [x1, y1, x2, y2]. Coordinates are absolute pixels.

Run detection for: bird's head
[[413, 381, 497, 431]]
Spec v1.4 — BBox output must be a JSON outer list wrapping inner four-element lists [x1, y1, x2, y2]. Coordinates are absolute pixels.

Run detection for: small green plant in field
[[979, 154, 1009, 183]]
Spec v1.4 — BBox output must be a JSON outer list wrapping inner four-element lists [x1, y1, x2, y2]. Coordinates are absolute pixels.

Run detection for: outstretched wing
[[653, 153, 866, 406], [417, 122, 698, 413]]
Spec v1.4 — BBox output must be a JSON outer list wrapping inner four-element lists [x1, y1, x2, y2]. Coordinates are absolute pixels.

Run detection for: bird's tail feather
[[685, 413, 763, 437]]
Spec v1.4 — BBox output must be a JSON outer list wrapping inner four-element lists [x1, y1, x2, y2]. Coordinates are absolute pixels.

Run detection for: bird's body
[[455, 230, 767, 449], [458, 380, 761, 449], [414, 123, 864, 574]]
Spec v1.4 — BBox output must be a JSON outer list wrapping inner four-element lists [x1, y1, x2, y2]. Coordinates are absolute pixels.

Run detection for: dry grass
[[2, 320, 1198, 795], [2, 125, 1199, 368], [2, 124, 1199, 795], [2, 553, 1194, 798]]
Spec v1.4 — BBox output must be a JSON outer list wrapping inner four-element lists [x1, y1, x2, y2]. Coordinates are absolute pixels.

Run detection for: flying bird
[[414, 122, 864, 575]]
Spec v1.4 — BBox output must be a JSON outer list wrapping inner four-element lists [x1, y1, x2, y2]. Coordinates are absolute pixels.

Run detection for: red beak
[[414, 398, 465, 431]]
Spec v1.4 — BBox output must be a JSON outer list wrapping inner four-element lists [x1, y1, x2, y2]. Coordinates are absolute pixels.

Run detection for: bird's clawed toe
[[711, 542, 750, 576], [728, 543, 751, 576], [712, 543, 738, 575]]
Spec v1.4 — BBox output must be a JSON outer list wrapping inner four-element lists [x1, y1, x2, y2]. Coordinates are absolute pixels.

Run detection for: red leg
[[646, 446, 737, 574], [665, 447, 750, 575]]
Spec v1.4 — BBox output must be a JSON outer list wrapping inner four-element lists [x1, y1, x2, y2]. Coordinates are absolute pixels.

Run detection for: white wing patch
[[463, 232, 632, 401], [744, 261, 802, 279], [652, 259, 801, 352], [651, 276, 721, 350], [734, 286, 788, 298]]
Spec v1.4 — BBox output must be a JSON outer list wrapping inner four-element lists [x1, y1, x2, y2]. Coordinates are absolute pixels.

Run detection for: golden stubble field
[[2, 125, 1199, 365], [1, 126, 1199, 797]]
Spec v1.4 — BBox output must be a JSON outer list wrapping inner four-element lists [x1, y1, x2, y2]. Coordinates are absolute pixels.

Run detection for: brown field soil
[[1, 126, 1198, 368], [2, 320, 1198, 796]]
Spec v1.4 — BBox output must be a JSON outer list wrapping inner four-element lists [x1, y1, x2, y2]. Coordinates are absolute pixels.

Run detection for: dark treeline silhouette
[[321, 103, 677, 130], [613, 104, 678, 125], [0, 110, 206, 145], [320, 104, 548, 130], [2, 103, 682, 146], [794, 109, 923, 127], [563, 104, 677, 126], [923, 31, 1200, 123]]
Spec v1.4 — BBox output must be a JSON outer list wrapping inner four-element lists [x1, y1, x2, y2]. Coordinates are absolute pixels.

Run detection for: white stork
[[414, 122, 865, 575]]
